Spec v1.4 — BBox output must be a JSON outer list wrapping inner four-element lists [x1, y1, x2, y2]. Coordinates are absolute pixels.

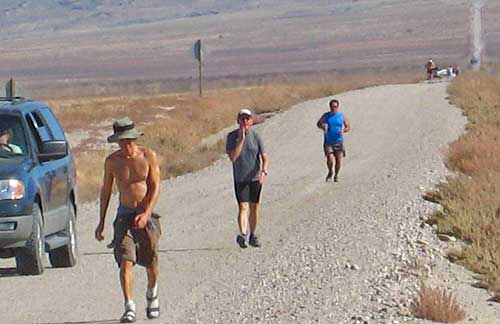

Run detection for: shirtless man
[[95, 117, 161, 323]]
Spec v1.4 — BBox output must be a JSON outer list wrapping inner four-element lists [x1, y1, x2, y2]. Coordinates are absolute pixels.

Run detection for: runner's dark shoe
[[236, 234, 247, 248], [325, 171, 333, 182], [334, 175, 339, 182], [249, 234, 261, 247]]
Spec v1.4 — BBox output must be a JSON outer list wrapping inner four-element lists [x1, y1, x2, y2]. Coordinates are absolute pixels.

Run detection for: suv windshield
[[0, 114, 28, 158]]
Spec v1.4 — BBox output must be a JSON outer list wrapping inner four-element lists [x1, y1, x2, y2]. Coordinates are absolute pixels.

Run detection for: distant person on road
[[226, 108, 269, 249], [316, 99, 351, 182], [425, 58, 440, 80], [95, 117, 161, 323]]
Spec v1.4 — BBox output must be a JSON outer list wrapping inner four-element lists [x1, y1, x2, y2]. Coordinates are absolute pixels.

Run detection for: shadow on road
[[0, 267, 18, 278], [39, 320, 118, 324], [83, 247, 224, 256]]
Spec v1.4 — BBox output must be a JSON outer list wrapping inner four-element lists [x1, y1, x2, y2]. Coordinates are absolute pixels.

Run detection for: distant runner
[[316, 99, 351, 182], [95, 117, 161, 323], [226, 108, 269, 248]]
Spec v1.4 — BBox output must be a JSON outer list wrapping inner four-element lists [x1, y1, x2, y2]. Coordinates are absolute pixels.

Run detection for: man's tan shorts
[[113, 206, 161, 267]]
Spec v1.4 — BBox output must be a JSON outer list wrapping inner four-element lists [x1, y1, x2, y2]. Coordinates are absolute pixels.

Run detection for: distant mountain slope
[[0, 0, 498, 94]]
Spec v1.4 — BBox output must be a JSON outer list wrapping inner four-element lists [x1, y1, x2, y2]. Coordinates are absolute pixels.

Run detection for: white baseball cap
[[237, 108, 253, 117]]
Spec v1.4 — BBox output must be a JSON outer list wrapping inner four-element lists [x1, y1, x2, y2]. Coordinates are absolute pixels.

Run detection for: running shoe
[[325, 171, 333, 182], [249, 234, 261, 247], [334, 175, 339, 182], [236, 234, 247, 248]]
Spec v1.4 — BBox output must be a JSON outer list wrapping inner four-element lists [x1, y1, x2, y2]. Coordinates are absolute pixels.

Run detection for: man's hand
[[238, 126, 246, 142], [133, 212, 150, 229], [322, 123, 328, 133], [95, 222, 105, 241], [258, 170, 267, 185]]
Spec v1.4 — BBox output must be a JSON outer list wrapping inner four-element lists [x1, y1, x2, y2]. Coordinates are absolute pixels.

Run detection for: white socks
[[125, 300, 136, 312], [146, 284, 158, 299]]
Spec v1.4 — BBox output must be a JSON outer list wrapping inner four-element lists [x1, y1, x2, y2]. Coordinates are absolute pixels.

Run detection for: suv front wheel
[[15, 204, 44, 275], [49, 204, 77, 268]]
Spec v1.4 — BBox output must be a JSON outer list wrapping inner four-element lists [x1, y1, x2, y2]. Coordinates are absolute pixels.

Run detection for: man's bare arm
[[133, 149, 160, 230], [141, 149, 161, 216], [343, 116, 352, 133], [257, 152, 269, 185], [316, 114, 327, 130], [95, 157, 114, 241], [261, 152, 269, 174], [227, 129, 245, 162]]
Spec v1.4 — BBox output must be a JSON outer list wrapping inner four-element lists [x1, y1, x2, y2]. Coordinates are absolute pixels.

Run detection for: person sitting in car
[[0, 126, 22, 154]]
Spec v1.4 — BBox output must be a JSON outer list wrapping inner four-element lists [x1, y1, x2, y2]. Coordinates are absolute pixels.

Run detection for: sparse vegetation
[[428, 71, 500, 293], [48, 72, 419, 202], [411, 284, 466, 323]]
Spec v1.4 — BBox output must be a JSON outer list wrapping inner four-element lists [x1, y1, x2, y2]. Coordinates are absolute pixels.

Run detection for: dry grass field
[[427, 70, 500, 295]]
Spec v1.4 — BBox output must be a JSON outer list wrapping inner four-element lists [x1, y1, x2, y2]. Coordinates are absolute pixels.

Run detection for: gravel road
[[2, 82, 497, 324]]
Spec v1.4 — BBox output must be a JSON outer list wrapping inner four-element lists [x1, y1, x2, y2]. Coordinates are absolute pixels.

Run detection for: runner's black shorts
[[234, 181, 262, 203], [323, 141, 346, 157]]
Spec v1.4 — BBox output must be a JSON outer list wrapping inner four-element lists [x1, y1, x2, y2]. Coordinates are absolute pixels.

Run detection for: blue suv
[[0, 97, 77, 275]]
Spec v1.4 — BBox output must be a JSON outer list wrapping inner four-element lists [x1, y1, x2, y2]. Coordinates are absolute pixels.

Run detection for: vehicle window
[[39, 108, 66, 141], [0, 114, 28, 156], [28, 111, 52, 142]]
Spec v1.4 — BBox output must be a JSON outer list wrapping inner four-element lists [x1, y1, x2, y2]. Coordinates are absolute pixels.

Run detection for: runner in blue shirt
[[316, 99, 351, 182]]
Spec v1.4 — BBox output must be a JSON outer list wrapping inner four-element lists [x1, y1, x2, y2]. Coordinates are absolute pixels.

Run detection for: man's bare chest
[[114, 157, 149, 183]]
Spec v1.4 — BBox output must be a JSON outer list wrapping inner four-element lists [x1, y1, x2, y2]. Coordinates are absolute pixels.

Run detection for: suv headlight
[[0, 179, 25, 200]]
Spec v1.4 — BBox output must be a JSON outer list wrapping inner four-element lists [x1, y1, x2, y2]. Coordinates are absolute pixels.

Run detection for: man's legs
[[326, 153, 334, 181], [238, 202, 249, 235], [146, 262, 159, 292], [120, 259, 134, 303], [334, 152, 342, 182], [146, 261, 160, 319], [249, 202, 261, 247], [249, 202, 259, 235], [236, 202, 249, 248], [119, 260, 136, 323]]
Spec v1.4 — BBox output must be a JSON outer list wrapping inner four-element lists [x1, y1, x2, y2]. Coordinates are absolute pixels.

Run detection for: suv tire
[[15, 204, 44, 275], [49, 204, 77, 268]]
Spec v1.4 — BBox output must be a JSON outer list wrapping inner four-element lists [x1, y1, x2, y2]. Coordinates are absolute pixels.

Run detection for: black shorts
[[323, 141, 346, 157], [234, 181, 262, 203]]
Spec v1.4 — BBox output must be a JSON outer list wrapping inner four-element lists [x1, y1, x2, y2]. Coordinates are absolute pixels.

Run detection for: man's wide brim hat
[[107, 117, 144, 143]]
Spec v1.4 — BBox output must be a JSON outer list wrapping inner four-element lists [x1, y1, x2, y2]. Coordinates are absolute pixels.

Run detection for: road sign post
[[5, 78, 16, 98], [193, 39, 203, 97]]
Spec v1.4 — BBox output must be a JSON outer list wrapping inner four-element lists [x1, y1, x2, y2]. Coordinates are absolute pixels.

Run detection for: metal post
[[199, 55, 203, 97], [193, 39, 203, 97], [6, 78, 15, 98]]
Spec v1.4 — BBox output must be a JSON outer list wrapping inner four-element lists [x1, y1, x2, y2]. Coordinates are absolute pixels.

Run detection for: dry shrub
[[431, 71, 500, 294], [446, 126, 500, 175], [412, 284, 465, 323]]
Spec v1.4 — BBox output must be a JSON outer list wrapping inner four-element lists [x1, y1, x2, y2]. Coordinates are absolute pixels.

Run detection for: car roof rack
[[0, 96, 26, 102], [2, 79, 28, 103]]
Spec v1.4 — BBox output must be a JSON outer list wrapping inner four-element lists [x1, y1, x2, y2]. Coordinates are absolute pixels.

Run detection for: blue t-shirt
[[322, 112, 345, 144]]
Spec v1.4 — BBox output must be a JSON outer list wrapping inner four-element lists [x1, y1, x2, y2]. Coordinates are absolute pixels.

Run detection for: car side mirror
[[39, 140, 68, 161]]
